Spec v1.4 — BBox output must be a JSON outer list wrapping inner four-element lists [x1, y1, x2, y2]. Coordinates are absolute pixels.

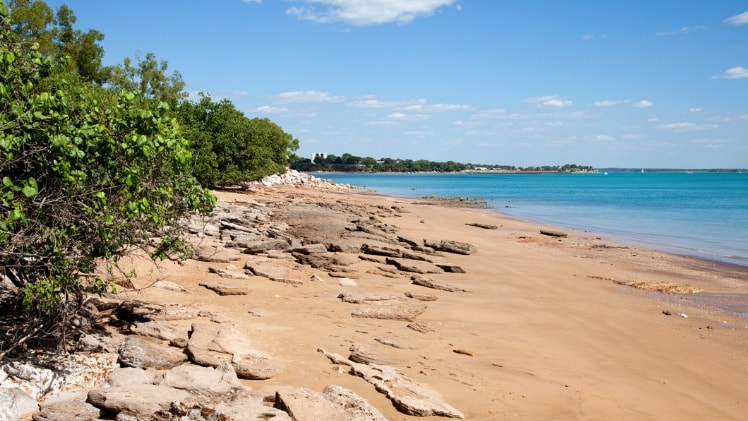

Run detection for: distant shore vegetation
[[290, 153, 597, 174]]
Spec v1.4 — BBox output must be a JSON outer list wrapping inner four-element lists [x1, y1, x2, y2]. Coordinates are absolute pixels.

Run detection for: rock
[[292, 244, 328, 254], [77, 332, 126, 353], [152, 280, 191, 293], [466, 222, 498, 229], [87, 384, 191, 417], [162, 362, 243, 395], [208, 266, 251, 280], [351, 301, 427, 322], [412, 276, 467, 292], [375, 337, 411, 349], [338, 278, 358, 287], [407, 322, 436, 334], [423, 239, 476, 255], [322, 384, 388, 421], [36, 391, 103, 421], [319, 349, 464, 419], [338, 292, 401, 304], [118, 337, 187, 369], [105, 367, 158, 387], [331, 254, 360, 266], [199, 282, 250, 296], [275, 387, 351, 421], [195, 246, 242, 262], [117, 300, 199, 322], [540, 229, 567, 238], [130, 321, 190, 348], [436, 263, 466, 274], [215, 390, 293, 421], [386, 257, 443, 274], [361, 243, 406, 258], [245, 259, 290, 280], [186, 322, 280, 380], [349, 344, 394, 365], [405, 292, 439, 301], [242, 239, 291, 254], [0, 387, 38, 420]]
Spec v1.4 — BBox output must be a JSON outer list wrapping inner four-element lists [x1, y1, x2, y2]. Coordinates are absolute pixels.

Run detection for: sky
[[42, 0, 748, 168]]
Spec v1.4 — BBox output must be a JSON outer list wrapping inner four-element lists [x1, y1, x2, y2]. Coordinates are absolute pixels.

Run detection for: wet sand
[[127, 185, 748, 420]]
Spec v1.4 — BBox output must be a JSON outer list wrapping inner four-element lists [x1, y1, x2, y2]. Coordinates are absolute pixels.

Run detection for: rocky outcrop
[[186, 322, 280, 380], [423, 239, 477, 255]]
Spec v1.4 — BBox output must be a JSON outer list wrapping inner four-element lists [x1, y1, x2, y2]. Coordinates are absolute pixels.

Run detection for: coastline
[[43, 182, 747, 420]]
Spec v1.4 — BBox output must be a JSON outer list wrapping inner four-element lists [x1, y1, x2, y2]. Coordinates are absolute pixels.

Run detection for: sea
[[318, 171, 748, 268]]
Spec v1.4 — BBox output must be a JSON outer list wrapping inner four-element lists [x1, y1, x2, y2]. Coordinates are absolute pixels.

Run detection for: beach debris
[[540, 229, 568, 238], [412, 275, 467, 292], [662, 310, 672, 316], [679, 313, 688, 318], [466, 222, 498, 230], [453, 349, 475, 357], [338, 278, 358, 287], [423, 239, 477, 255], [318, 348, 465, 418]]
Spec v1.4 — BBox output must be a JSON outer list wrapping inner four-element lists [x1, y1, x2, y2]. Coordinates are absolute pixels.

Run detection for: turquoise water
[[319, 172, 748, 267]]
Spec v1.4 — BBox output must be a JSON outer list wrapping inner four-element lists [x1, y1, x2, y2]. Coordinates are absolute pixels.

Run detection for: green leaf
[[22, 178, 38, 198]]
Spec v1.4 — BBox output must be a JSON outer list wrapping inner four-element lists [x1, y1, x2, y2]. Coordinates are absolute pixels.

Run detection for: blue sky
[[44, 1, 748, 168]]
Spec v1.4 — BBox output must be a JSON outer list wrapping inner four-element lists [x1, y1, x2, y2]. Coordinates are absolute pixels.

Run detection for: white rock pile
[[243, 169, 355, 191]]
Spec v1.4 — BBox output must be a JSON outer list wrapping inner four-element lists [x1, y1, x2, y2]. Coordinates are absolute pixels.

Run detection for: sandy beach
[[120, 184, 748, 420]]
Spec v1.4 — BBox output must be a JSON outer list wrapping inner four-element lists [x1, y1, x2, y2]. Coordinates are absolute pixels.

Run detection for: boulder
[[350, 301, 427, 322], [105, 367, 158, 387], [162, 362, 243, 395], [242, 239, 291, 254], [412, 276, 467, 292], [117, 300, 199, 322], [36, 391, 103, 421], [208, 266, 251, 280], [322, 384, 388, 421], [118, 337, 187, 369], [87, 384, 191, 417], [186, 322, 280, 380], [215, 390, 293, 421], [0, 387, 38, 420], [130, 320, 190, 348]]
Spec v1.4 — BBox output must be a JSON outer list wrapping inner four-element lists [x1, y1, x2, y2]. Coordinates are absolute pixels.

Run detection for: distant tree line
[[291, 154, 595, 173]]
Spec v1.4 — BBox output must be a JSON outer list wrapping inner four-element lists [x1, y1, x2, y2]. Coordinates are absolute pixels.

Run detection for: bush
[[0, 8, 215, 352]]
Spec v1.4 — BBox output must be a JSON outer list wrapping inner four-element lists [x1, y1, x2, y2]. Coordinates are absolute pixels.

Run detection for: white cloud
[[634, 100, 654, 108], [242, 0, 261, 3], [526, 95, 573, 109], [689, 107, 703, 113], [655, 26, 704, 36], [402, 102, 470, 112], [273, 90, 344, 103], [591, 134, 614, 142], [721, 66, 748, 79], [255, 105, 288, 113], [387, 112, 430, 121], [658, 122, 719, 132], [286, 0, 457, 26], [725, 10, 748, 26], [582, 34, 594, 40], [471, 108, 507, 119], [593, 99, 628, 107]]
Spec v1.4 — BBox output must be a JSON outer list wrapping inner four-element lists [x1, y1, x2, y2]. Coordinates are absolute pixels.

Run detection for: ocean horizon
[[317, 171, 748, 267]]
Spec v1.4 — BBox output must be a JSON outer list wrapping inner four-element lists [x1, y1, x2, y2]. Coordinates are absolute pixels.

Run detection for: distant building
[[311, 153, 328, 163]]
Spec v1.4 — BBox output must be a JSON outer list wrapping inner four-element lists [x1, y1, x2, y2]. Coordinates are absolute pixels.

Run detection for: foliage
[[0, 7, 215, 351], [8, 0, 106, 83], [106, 52, 186, 109], [177, 94, 299, 187]]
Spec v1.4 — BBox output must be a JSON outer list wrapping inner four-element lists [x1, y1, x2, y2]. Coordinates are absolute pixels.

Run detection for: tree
[[0, 6, 215, 352], [106, 52, 186, 109], [8, 0, 106, 83], [176, 95, 299, 187]]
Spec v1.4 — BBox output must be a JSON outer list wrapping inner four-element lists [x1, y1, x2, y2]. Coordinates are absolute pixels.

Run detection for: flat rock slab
[[338, 292, 401, 304], [423, 239, 477, 255], [0, 387, 38, 420], [37, 391, 103, 421], [386, 257, 443, 274], [412, 276, 467, 292], [319, 349, 464, 419], [117, 300, 199, 322], [130, 320, 190, 347], [208, 266, 251, 280], [274, 387, 349, 421], [87, 384, 191, 417], [186, 322, 280, 380], [322, 384, 388, 421], [162, 362, 243, 395], [216, 390, 293, 421], [199, 282, 250, 296], [350, 301, 427, 322], [118, 337, 187, 369], [242, 239, 291, 254], [245, 259, 290, 280], [195, 246, 242, 262]]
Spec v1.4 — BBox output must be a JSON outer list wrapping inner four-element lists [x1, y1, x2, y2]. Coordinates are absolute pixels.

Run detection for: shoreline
[[23, 181, 744, 420]]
